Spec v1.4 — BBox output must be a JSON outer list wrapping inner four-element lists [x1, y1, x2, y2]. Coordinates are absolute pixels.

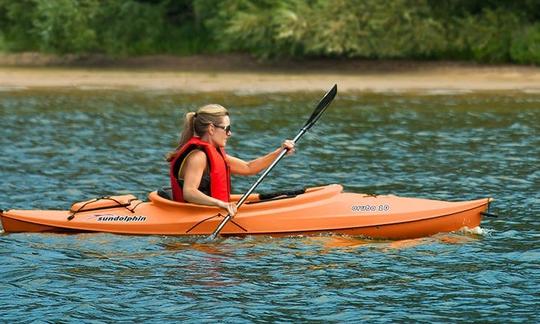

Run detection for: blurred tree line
[[0, 0, 538, 64]]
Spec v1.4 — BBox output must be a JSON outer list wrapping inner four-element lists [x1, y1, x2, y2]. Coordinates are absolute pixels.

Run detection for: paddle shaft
[[209, 84, 337, 239]]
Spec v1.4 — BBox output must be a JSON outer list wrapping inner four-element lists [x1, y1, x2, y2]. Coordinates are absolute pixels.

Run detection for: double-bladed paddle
[[209, 84, 338, 240]]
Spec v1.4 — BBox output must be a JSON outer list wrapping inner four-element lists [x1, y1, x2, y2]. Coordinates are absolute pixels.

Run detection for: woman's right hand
[[218, 201, 238, 217]]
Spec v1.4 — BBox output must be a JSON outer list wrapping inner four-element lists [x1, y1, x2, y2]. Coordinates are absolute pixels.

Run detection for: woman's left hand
[[281, 139, 296, 156]]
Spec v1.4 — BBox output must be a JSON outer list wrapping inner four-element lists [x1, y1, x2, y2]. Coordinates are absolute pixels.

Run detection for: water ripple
[[0, 90, 539, 322]]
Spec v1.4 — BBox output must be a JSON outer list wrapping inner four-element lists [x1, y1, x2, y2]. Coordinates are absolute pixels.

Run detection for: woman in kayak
[[166, 104, 295, 217]]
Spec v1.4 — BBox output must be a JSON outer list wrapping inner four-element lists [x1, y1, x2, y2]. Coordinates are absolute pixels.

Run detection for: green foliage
[[300, 0, 446, 59], [510, 24, 540, 64], [202, 0, 447, 59], [93, 1, 166, 55], [32, 0, 99, 53], [0, 0, 41, 51], [0, 0, 210, 55], [0, 0, 538, 64], [209, 1, 302, 57], [457, 8, 520, 63], [0, 0, 101, 53]]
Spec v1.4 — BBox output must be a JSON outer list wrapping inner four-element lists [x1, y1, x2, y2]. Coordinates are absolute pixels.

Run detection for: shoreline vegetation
[[1, 1, 539, 65], [1, 53, 539, 93]]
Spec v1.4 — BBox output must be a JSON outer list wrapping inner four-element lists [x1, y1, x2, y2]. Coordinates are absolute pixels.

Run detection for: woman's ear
[[207, 124, 215, 136]]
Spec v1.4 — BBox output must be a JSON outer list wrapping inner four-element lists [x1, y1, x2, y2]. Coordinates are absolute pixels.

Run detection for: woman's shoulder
[[185, 149, 207, 164]]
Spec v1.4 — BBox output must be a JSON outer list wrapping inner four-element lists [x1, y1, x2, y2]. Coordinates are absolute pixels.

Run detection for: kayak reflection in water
[[166, 104, 295, 217]]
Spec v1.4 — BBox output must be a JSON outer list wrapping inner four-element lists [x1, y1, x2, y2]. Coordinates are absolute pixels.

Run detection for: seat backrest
[[157, 187, 173, 200]]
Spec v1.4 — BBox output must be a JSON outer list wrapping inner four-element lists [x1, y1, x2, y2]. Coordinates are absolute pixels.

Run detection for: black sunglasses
[[213, 124, 232, 133]]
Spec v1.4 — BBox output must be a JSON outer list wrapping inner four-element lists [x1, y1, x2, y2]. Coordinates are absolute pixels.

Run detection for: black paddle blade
[[303, 84, 338, 130]]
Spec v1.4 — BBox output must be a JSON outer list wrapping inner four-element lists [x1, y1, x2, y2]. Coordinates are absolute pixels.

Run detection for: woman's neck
[[199, 134, 217, 147]]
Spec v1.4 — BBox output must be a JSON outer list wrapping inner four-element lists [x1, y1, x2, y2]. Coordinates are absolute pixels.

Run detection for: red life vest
[[169, 137, 231, 202]]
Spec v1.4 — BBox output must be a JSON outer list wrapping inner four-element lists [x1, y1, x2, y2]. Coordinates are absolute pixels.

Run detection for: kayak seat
[[157, 187, 173, 200]]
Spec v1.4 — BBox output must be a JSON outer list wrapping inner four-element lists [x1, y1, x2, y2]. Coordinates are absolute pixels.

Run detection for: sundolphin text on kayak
[[0, 84, 494, 238]]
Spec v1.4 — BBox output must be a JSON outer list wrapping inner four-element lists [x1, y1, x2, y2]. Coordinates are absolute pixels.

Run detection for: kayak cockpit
[[148, 184, 344, 209]]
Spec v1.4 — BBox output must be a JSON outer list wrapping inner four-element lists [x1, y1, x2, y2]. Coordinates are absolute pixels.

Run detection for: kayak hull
[[0, 185, 491, 239]]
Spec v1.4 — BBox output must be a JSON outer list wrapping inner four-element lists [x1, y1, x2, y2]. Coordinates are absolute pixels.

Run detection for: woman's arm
[[227, 140, 295, 176], [182, 150, 237, 215]]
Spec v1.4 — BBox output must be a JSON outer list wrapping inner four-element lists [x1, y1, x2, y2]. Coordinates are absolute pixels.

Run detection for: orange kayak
[[0, 184, 491, 239]]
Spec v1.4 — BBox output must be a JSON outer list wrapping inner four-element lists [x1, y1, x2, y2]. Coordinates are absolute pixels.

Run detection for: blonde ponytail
[[179, 111, 197, 149]]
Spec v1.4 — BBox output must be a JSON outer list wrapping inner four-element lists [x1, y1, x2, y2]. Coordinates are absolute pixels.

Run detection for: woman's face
[[210, 115, 232, 147]]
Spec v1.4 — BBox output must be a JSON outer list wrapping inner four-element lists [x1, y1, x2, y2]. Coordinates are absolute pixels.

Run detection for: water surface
[[1, 89, 538, 322]]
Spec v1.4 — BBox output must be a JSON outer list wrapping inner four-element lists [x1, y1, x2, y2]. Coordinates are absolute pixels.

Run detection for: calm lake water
[[1, 89, 538, 322]]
